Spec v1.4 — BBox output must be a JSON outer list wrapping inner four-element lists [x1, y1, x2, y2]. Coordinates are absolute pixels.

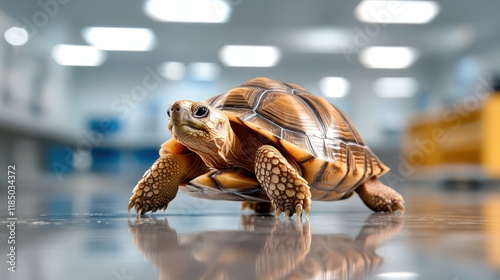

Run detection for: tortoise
[[128, 77, 405, 218]]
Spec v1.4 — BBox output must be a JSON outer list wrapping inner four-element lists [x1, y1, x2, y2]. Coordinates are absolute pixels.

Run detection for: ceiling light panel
[[285, 28, 352, 53], [144, 0, 232, 23], [51, 44, 106, 66], [188, 62, 220, 81], [4, 27, 29, 46], [355, 0, 440, 24], [219, 45, 281, 67], [319, 77, 350, 98], [359, 46, 418, 69], [376, 271, 419, 279], [82, 27, 156, 51], [373, 77, 419, 98], [159, 62, 186, 81]]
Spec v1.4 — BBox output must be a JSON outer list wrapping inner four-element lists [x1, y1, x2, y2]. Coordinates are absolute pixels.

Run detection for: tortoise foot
[[128, 156, 181, 215], [128, 178, 167, 216], [356, 178, 405, 213], [255, 145, 312, 219]]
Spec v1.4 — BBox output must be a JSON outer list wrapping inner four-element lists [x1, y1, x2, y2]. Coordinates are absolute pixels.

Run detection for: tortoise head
[[167, 100, 231, 151]]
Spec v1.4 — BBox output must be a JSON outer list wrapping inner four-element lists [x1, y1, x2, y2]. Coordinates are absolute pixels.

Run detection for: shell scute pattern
[[207, 77, 388, 199]]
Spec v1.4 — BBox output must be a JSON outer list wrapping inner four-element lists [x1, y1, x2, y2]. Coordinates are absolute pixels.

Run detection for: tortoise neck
[[189, 118, 243, 170], [195, 120, 257, 172], [224, 121, 265, 171]]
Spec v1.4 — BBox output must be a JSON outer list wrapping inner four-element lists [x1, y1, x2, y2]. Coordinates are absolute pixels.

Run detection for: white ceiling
[[3, 0, 500, 76]]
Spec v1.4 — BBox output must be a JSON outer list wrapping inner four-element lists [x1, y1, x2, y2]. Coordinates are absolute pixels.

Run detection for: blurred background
[[2, 1, 500, 279], [2, 0, 500, 198], [1, 0, 500, 212]]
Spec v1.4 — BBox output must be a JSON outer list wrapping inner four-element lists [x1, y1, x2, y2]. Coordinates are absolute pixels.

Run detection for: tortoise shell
[[182, 77, 389, 202]]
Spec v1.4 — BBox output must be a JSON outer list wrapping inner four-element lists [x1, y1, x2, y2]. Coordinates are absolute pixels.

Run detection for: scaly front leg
[[128, 152, 208, 215], [254, 145, 312, 219]]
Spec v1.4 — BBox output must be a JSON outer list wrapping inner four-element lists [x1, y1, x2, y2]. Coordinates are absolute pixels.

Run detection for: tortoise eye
[[167, 108, 171, 118], [194, 106, 209, 118]]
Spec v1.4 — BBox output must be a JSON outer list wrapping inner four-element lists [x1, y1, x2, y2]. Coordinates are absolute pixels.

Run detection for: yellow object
[[403, 93, 500, 179], [482, 94, 500, 177]]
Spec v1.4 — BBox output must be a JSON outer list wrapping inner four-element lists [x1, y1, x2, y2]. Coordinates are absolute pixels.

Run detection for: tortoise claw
[[295, 204, 303, 219], [395, 201, 405, 214], [382, 198, 405, 214], [128, 195, 143, 214], [127, 198, 135, 213], [384, 195, 406, 214], [275, 209, 282, 218], [135, 204, 142, 215], [274, 203, 309, 219]]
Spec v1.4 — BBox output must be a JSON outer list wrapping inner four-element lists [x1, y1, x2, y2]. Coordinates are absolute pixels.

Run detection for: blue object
[[91, 148, 121, 172], [46, 145, 73, 174], [88, 117, 120, 134]]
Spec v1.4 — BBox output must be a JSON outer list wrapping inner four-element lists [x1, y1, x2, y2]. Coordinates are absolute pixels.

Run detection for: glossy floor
[[1, 175, 500, 280]]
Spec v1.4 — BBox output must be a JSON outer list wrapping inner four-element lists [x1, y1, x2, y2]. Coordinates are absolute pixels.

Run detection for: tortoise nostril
[[175, 107, 180, 112]]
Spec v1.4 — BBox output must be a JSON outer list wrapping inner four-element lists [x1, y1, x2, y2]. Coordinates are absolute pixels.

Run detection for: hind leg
[[355, 177, 405, 213]]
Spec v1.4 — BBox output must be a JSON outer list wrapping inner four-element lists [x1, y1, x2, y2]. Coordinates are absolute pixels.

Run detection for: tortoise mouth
[[171, 117, 205, 129], [171, 121, 208, 137], [175, 122, 205, 130]]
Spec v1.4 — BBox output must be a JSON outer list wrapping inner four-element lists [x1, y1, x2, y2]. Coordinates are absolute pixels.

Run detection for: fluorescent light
[[51, 44, 106, 66], [188, 62, 220, 81], [319, 77, 350, 98], [144, 0, 231, 23], [376, 271, 419, 279], [219, 45, 281, 67], [4, 27, 29, 46], [159, 62, 186, 81], [374, 77, 419, 98], [355, 1, 440, 24], [82, 27, 156, 51], [439, 25, 475, 52], [359, 46, 418, 69], [285, 28, 351, 53]]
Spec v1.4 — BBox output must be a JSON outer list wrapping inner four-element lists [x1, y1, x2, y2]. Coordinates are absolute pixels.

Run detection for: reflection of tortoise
[[128, 77, 405, 217], [128, 214, 404, 280]]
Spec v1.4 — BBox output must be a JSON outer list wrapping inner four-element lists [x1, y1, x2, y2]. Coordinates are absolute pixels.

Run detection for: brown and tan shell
[[183, 77, 389, 202]]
